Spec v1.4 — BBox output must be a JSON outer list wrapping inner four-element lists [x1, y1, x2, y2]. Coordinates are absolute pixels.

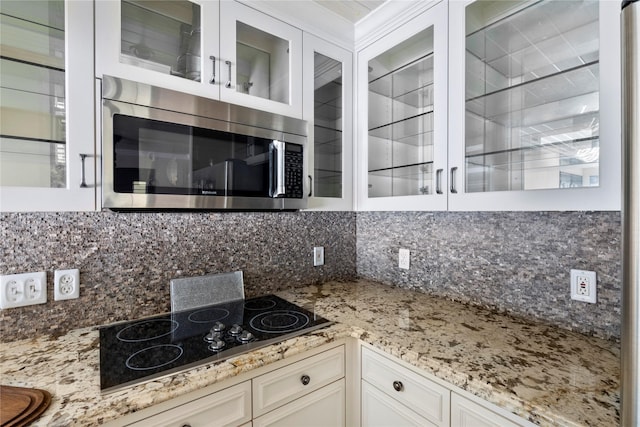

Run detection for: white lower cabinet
[[253, 379, 345, 427], [451, 393, 522, 427], [109, 343, 345, 427], [361, 346, 450, 427], [125, 381, 252, 427], [252, 345, 344, 417], [360, 344, 534, 427], [362, 380, 436, 427]]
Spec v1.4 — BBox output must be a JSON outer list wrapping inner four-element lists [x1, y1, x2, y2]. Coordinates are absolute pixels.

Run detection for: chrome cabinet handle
[[393, 380, 404, 392], [79, 154, 89, 188], [301, 374, 311, 386], [450, 167, 458, 194], [209, 55, 216, 84], [308, 175, 313, 197], [436, 168, 443, 194], [225, 60, 232, 88]]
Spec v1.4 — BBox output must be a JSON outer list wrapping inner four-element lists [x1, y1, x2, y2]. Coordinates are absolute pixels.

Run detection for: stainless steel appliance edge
[[622, 1, 640, 425]]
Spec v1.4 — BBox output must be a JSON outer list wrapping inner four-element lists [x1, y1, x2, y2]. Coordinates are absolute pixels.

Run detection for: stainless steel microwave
[[100, 76, 308, 210]]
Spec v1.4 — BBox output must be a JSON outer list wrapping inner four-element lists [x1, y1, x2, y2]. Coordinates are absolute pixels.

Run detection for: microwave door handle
[[272, 140, 286, 197]]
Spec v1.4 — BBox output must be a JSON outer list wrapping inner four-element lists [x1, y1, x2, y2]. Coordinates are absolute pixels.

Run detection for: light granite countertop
[[0, 280, 620, 426]]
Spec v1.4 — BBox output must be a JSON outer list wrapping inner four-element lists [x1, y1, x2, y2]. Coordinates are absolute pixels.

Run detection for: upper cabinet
[[356, 1, 448, 211], [356, 0, 621, 211], [303, 34, 353, 211], [95, 0, 303, 118], [448, 0, 620, 211], [0, 0, 96, 212]]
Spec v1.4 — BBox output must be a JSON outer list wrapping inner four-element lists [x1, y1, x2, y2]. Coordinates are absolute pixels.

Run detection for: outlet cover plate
[[313, 246, 325, 267], [0, 272, 47, 309], [570, 269, 597, 303], [399, 249, 410, 270], [54, 269, 80, 300]]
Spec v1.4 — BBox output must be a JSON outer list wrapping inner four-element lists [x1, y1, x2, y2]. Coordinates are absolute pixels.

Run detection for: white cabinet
[[95, 0, 218, 99], [357, 0, 621, 211], [253, 345, 345, 417], [356, 1, 448, 211], [95, 0, 302, 118], [253, 379, 345, 427], [123, 381, 252, 427], [361, 346, 450, 427], [451, 393, 522, 427], [303, 34, 354, 210], [0, 0, 96, 212], [360, 344, 535, 427], [253, 345, 346, 426], [447, 0, 621, 211], [220, 1, 302, 118], [108, 343, 346, 427]]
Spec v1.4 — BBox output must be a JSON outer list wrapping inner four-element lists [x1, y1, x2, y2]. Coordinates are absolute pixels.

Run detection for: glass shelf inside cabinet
[[465, 0, 600, 193], [314, 52, 343, 198], [121, 0, 201, 80], [0, 1, 67, 188], [368, 26, 435, 198]]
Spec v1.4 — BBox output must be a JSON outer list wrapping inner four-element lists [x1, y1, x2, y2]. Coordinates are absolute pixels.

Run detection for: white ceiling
[[311, 0, 386, 23]]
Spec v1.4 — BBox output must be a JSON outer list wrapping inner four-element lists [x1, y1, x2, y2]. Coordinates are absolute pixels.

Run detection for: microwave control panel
[[285, 144, 304, 199]]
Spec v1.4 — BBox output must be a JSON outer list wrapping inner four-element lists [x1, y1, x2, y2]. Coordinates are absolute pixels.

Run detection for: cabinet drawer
[[451, 393, 525, 427], [253, 345, 345, 417], [126, 381, 251, 427], [253, 379, 345, 427], [362, 380, 436, 427], [361, 346, 450, 427]]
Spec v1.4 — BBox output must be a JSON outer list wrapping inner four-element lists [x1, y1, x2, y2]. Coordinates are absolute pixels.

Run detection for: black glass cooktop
[[99, 295, 332, 393]]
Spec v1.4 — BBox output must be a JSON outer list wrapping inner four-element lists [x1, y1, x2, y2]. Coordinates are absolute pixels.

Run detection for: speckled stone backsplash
[[357, 211, 621, 341], [0, 211, 356, 342]]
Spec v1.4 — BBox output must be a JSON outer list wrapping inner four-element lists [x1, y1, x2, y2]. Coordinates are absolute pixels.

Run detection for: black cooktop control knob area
[[211, 321, 225, 333], [208, 339, 226, 352], [203, 330, 222, 342], [238, 330, 254, 343], [229, 324, 243, 336]]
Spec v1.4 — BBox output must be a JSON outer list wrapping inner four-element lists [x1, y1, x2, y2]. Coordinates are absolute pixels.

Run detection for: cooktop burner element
[[99, 295, 331, 393]]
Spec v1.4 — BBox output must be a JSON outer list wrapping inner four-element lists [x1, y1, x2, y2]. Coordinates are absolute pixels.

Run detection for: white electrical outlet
[[399, 248, 410, 270], [313, 247, 325, 267], [54, 269, 80, 301], [570, 269, 597, 303], [0, 272, 47, 309]]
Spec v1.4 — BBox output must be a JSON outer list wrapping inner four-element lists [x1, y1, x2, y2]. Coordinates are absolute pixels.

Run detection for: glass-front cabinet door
[[220, 1, 303, 119], [303, 34, 353, 210], [448, 0, 621, 211], [95, 0, 219, 99], [0, 0, 95, 211], [357, 1, 448, 210]]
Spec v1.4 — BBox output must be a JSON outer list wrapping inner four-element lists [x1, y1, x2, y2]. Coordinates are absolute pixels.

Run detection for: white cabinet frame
[[303, 34, 354, 210], [1, 0, 96, 212], [447, 0, 621, 211], [355, 1, 449, 211]]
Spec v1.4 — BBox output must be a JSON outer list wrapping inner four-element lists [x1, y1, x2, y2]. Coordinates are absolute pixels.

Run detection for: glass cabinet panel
[[313, 53, 342, 198], [235, 22, 289, 104], [464, 0, 600, 192], [367, 27, 435, 198], [120, 0, 201, 80], [0, 0, 66, 188]]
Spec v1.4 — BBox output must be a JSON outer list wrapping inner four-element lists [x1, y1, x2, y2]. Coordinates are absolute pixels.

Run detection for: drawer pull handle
[[301, 374, 311, 386], [393, 380, 404, 392]]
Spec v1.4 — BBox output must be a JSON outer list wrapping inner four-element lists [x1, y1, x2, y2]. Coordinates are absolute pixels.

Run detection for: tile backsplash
[[1, 210, 622, 342], [357, 211, 621, 341], [0, 211, 356, 342]]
